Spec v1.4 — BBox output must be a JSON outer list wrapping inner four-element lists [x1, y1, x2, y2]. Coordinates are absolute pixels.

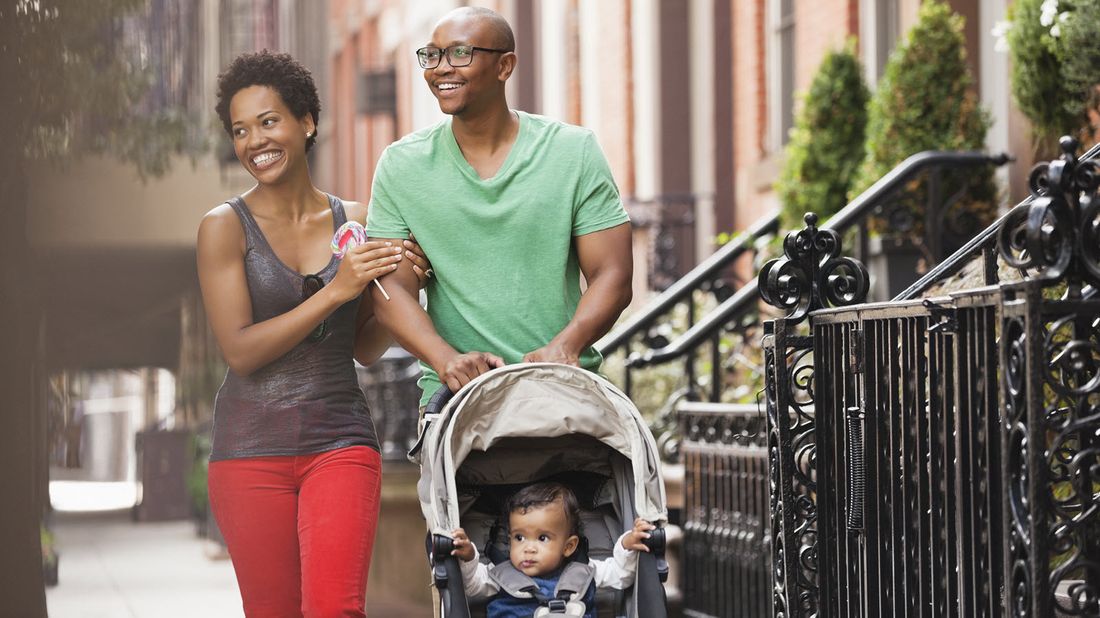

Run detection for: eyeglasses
[[415, 45, 510, 69], [302, 274, 327, 342]]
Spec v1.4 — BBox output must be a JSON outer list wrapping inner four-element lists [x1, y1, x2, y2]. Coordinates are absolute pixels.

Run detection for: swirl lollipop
[[331, 221, 390, 300], [331, 220, 368, 258]]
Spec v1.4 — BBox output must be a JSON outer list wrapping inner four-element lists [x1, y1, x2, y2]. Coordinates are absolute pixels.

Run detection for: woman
[[197, 51, 428, 617]]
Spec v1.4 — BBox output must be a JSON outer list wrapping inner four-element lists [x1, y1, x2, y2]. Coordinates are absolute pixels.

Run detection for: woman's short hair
[[507, 482, 582, 537], [215, 50, 321, 152]]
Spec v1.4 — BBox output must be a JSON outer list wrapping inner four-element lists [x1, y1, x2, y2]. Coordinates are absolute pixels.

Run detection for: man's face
[[507, 501, 579, 578], [422, 15, 508, 117]]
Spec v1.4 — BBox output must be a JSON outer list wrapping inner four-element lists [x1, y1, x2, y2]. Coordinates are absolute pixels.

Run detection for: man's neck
[[451, 103, 519, 157]]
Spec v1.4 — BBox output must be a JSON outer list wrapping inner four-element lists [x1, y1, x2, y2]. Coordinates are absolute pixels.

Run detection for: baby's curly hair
[[215, 50, 321, 152], [507, 482, 582, 537]]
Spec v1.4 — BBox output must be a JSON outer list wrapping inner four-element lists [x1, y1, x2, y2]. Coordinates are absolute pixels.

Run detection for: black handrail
[[895, 141, 1100, 300], [595, 212, 780, 354], [627, 150, 1010, 368]]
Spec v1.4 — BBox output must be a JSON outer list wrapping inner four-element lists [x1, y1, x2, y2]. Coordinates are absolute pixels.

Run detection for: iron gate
[[761, 139, 1100, 618]]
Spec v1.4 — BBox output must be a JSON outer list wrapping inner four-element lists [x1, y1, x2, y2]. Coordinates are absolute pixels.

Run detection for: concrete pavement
[[45, 509, 433, 617], [45, 509, 243, 618]]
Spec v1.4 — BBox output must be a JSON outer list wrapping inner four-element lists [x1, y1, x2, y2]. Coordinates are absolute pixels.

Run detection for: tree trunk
[[0, 156, 48, 615]]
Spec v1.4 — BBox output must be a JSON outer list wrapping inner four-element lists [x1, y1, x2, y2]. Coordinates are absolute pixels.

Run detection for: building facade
[[324, 0, 1034, 300]]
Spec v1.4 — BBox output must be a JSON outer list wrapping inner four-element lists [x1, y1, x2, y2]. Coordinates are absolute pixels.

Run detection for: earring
[[305, 132, 312, 138]]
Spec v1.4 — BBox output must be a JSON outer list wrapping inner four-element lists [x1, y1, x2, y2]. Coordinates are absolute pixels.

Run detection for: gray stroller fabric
[[416, 363, 668, 536]]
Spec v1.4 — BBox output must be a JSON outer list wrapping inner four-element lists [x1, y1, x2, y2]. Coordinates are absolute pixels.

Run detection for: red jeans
[[209, 446, 383, 618]]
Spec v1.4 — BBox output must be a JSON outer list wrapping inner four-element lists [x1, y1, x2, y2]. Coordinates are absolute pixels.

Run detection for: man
[[367, 6, 632, 407]]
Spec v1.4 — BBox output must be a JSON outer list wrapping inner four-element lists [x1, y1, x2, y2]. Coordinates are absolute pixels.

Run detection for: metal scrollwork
[[1003, 303, 1100, 616], [998, 136, 1100, 292], [759, 213, 870, 323]]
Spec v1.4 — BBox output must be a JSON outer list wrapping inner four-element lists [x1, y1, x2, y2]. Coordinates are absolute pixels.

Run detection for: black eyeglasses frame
[[415, 45, 511, 69]]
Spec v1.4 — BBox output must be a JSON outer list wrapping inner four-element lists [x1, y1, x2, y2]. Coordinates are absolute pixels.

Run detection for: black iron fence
[[597, 151, 1007, 618], [598, 151, 1008, 413], [761, 138, 1100, 618], [627, 194, 700, 292], [678, 402, 771, 618]]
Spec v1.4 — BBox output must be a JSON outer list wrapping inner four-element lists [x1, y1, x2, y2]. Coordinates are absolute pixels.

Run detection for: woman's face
[[228, 85, 313, 184]]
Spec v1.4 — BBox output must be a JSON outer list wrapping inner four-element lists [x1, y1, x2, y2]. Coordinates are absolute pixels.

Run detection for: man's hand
[[451, 528, 476, 562], [522, 338, 581, 366], [440, 351, 505, 392], [620, 518, 656, 552]]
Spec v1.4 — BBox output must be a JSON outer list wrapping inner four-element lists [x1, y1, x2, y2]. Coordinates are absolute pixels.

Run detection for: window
[[861, 0, 899, 85], [768, 0, 796, 150]]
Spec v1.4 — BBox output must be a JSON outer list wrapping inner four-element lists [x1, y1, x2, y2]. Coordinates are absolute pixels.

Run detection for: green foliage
[[1, 0, 206, 178], [853, 0, 996, 238], [186, 432, 211, 517], [1004, 0, 1086, 149], [1059, 0, 1100, 144], [776, 40, 869, 233], [39, 525, 55, 563]]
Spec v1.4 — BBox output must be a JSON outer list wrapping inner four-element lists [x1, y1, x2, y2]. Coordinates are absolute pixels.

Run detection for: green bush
[[776, 40, 869, 233], [1005, 0, 1079, 150], [852, 0, 997, 241], [186, 432, 211, 518], [1059, 0, 1100, 146], [1003, 0, 1100, 151]]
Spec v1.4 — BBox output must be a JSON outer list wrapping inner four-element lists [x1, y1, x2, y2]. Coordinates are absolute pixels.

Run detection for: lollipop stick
[[373, 279, 391, 301]]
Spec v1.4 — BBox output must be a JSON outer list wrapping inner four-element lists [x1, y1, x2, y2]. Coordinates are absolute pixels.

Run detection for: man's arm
[[523, 222, 633, 364], [370, 245, 503, 391]]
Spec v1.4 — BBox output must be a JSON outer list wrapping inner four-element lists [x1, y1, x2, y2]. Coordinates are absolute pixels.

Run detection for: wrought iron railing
[[600, 151, 1007, 618], [627, 194, 702, 291], [761, 137, 1100, 618], [895, 139, 1100, 301], [598, 151, 1009, 425], [678, 402, 771, 618]]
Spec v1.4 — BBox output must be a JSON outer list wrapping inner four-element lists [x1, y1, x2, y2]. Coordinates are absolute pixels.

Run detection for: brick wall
[[729, 0, 858, 234]]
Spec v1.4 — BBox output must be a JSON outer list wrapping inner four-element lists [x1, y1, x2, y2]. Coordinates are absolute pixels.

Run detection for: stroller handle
[[429, 533, 471, 618], [406, 386, 455, 461], [425, 385, 456, 416], [637, 526, 669, 618]]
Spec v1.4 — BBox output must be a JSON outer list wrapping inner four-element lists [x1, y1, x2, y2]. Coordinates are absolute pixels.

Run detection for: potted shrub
[[852, 0, 998, 298], [776, 39, 869, 234], [999, 0, 1100, 154]]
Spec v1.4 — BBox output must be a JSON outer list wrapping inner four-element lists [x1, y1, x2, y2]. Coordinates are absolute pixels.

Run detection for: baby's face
[[508, 502, 579, 578]]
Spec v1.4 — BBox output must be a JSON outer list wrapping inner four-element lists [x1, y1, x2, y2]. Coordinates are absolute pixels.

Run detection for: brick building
[[324, 0, 1031, 298]]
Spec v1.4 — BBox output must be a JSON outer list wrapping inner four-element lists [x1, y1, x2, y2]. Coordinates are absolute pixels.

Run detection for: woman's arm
[[197, 204, 402, 376], [346, 202, 433, 366], [352, 305, 391, 366]]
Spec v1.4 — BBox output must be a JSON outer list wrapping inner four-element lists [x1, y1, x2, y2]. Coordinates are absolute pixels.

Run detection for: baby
[[451, 481, 655, 618]]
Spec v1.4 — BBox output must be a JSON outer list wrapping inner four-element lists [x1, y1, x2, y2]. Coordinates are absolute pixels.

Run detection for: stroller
[[412, 363, 670, 618]]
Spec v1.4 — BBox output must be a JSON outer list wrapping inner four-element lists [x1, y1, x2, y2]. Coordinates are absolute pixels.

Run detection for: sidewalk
[[45, 509, 433, 617], [45, 509, 243, 618]]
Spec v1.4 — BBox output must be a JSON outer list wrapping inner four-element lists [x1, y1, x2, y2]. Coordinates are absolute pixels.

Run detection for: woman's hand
[[403, 234, 434, 288], [328, 240, 403, 303]]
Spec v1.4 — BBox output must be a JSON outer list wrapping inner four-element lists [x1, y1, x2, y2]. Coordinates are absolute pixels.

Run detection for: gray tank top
[[209, 194, 379, 461]]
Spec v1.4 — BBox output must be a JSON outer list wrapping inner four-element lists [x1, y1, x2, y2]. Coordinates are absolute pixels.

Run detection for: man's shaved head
[[435, 6, 515, 51]]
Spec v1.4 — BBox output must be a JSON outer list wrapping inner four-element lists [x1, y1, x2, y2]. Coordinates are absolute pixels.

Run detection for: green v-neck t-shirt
[[366, 111, 630, 405]]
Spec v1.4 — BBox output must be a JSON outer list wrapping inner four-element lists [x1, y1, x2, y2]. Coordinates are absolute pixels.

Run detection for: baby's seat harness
[[481, 525, 597, 618], [488, 560, 595, 617]]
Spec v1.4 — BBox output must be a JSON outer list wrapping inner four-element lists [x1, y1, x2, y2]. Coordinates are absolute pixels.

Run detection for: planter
[[867, 235, 926, 301]]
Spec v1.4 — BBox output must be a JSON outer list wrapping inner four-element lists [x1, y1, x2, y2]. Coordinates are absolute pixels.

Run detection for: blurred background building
[[1, 0, 1076, 615]]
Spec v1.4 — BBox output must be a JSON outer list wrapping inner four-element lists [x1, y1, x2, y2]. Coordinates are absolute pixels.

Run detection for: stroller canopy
[[417, 363, 669, 534]]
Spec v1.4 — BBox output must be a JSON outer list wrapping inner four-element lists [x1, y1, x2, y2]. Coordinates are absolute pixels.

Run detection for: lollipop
[[331, 221, 390, 300], [331, 220, 368, 258]]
